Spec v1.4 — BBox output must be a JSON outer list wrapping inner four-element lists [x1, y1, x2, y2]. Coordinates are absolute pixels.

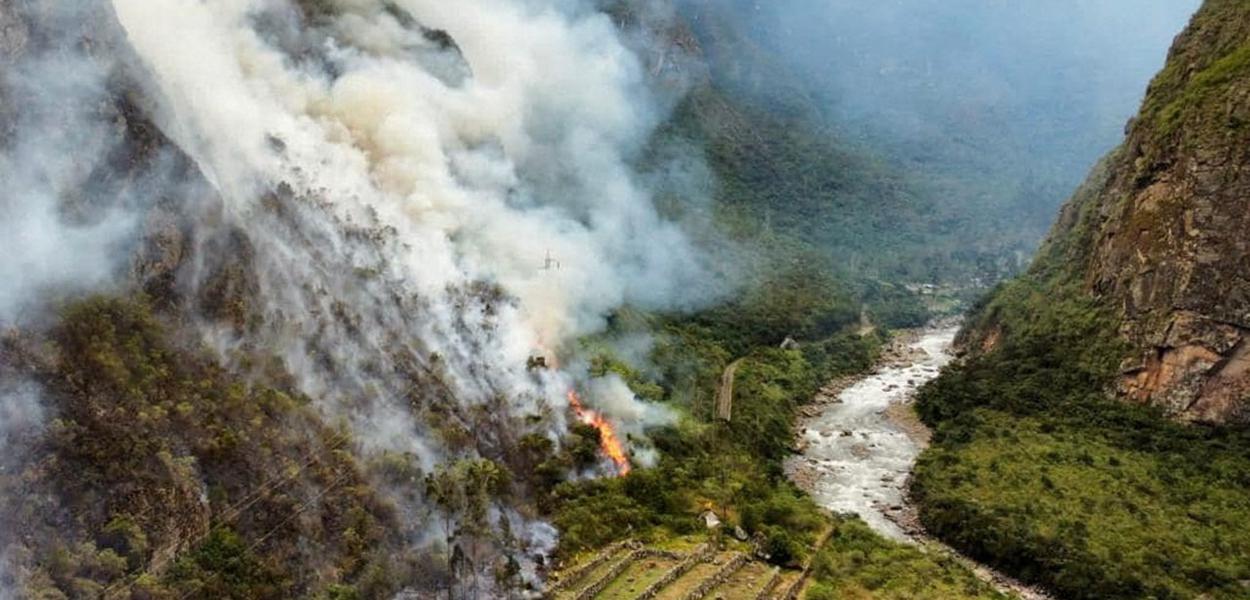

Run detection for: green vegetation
[[906, 4, 1250, 595], [162, 528, 285, 599], [646, 2, 1066, 287], [1154, 42, 1250, 135], [1141, 0, 1250, 137], [539, 8, 1024, 596], [549, 322, 866, 562], [10, 297, 408, 599], [548, 359, 1009, 599], [913, 275, 1250, 599], [547, 261, 1004, 597], [807, 519, 1010, 600], [659, 84, 1029, 286], [916, 411, 1250, 599]]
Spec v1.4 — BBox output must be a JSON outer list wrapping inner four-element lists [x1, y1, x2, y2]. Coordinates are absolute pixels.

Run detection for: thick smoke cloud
[[0, 7, 140, 325], [103, 0, 705, 589], [0, 0, 709, 592], [113, 0, 715, 345], [105, 0, 704, 452]]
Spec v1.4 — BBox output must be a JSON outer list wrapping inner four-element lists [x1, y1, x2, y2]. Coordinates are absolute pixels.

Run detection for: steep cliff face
[[973, 0, 1250, 423]]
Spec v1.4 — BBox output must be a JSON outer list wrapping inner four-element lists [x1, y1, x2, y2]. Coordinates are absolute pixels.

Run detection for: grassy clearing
[[806, 519, 1011, 600]]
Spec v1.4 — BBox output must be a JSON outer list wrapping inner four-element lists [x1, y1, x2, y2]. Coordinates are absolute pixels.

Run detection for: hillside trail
[[785, 325, 1057, 600], [716, 358, 744, 421]]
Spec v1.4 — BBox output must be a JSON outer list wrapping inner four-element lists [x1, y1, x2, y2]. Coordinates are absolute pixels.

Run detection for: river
[[785, 324, 1056, 600], [784, 325, 957, 540]]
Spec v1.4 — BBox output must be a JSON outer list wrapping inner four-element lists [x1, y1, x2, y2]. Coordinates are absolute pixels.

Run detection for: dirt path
[[716, 358, 744, 421]]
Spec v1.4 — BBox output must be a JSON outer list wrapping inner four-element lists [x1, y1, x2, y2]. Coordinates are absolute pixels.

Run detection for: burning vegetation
[[567, 390, 632, 476]]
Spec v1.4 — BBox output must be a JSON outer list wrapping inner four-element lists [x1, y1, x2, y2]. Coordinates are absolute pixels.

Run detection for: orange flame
[[567, 390, 631, 476]]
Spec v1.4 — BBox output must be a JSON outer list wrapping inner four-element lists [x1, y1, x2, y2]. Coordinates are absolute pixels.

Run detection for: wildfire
[[567, 390, 632, 476]]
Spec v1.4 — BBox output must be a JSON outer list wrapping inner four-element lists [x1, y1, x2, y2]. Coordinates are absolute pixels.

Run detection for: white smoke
[[0, 17, 139, 325], [106, 0, 709, 589], [0, 381, 43, 457], [0, 193, 133, 325], [109, 0, 704, 449], [111, 0, 710, 341], [586, 374, 674, 467]]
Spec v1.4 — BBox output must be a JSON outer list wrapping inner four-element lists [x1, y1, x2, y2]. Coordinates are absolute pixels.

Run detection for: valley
[[788, 327, 1054, 600], [2, 0, 1245, 599], [786, 326, 957, 540]]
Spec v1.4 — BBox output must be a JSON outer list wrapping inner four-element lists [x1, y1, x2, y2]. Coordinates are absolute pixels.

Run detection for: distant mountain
[[912, 4, 1250, 596], [965, 0, 1250, 424], [660, 0, 1195, 286]]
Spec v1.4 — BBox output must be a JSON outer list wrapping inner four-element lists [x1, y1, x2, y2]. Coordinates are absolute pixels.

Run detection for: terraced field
[[705, 560, 775, 599], [549, 542, 807, 600], [552, 544, 643, 600], [652, 556, 731, 600], [598, 556, 682, 600]]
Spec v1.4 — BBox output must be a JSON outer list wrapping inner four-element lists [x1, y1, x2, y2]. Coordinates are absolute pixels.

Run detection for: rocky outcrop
[[1085, 0, 1250, 423], [970, 0, 1250, 424], [1119, 312, 1250, 422]]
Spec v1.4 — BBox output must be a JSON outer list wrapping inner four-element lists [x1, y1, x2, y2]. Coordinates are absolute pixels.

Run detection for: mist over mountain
[[741, 1, 1198, 158], [676, 0, 1199, 274]]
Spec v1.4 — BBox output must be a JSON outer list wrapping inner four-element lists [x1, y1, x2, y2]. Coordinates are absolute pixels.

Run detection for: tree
[[425, 459, 512, 599]]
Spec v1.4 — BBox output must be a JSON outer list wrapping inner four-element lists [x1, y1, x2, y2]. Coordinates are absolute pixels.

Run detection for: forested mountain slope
[[963, 0, 1250, 424], [915, 2, 1250, 598], [614, 0, 1033, 286], [658, 0, 1195, 286], [0, 0, 1226, 598], [0, 1, 940, 597]]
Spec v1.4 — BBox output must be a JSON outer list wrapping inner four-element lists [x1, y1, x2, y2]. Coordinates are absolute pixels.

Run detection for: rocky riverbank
[[784, 325, 957, 538], [786, 323, 1056, 600]]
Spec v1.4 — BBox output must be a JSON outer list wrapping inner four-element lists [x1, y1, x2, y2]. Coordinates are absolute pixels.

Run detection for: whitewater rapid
[[785, 326, 957, 540]]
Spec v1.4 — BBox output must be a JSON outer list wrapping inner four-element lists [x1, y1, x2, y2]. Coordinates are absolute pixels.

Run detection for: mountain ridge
[[912, 3, 1250, 597], [963, 0, 1250, 424]]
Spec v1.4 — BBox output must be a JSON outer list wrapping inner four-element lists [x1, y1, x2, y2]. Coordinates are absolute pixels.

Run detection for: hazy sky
[[680, 0, 1202, 245], [733, 0, 1201, 177]]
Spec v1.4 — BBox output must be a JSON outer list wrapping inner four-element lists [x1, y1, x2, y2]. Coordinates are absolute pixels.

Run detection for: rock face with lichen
[[966, 0, 1250, 424]]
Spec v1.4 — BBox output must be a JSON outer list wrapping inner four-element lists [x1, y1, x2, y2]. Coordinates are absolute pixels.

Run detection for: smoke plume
[[0, 0, 710, 593], [103, 0, 708, 590], [0, 3, 145, 325]]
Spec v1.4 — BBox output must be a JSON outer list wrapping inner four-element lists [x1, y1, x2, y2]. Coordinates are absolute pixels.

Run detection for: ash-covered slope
[[965, 0, 1250, 424], [0, 0, 715, 597]]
